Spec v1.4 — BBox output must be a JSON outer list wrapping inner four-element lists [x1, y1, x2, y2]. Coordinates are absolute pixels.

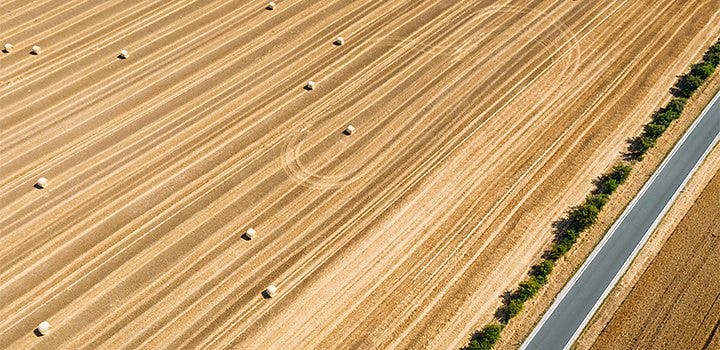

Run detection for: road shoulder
[[573, 72, 720, 349], [497, 54, 720, 350]]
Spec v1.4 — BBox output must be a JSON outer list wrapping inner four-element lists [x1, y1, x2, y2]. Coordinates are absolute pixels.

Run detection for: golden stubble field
[[1, 0, 719, 349]]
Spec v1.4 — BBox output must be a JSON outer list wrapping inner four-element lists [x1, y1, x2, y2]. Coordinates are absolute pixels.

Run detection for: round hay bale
[[3, 43, 13, 53], [36, 177, 48, 189], [244, 228, 256, 240], [305, 81, 316, 90], [119, 49, 129, 59], [344, 124, 355, 135], [31, 45, 41, 55], [36, 321, 51, 336], [266, 2, 276, 10], [266, 284, 277, 297], [334, 37, 345, 46]]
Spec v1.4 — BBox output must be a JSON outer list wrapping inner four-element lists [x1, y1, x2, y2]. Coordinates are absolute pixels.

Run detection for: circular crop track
[[282, 4, 580, 190]]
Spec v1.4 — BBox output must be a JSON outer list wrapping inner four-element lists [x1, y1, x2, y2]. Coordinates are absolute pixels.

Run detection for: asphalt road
[[521, 90, 720, 350]]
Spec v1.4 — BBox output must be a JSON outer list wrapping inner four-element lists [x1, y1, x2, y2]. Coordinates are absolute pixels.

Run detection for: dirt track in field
[[1, 1, 719, 349], [591, 169, 720, 350]]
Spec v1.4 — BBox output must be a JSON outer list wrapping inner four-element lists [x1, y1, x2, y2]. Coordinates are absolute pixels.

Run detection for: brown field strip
[[592, 168, 720, 350]]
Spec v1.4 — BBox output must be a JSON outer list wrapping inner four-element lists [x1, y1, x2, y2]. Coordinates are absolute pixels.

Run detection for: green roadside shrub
[[600, 178, 619, 195], [704, 42, 720, 66], [665, 97, 687, 114], [559, 229, 579, 247], [608, 164, 632, 184], [565, 228, 580, 240], [464, 324, 504, 350], [515, 278, 542, 302], [586, 193, 610, 209], [529, 275, 545, 288], [547, 229, 579, 261], [654, 110, 681, 126], [633, 135, 656, 157], [504, 299, 524, 321], [548, 237, 572, 261], [547, 246, 564, 262], [567, 204, 600, 231], [703, 47, 720, 66], [678, 74, 705, 97], [643, 123, 667, 139], [690, 62, 715, 80], [530, 259, 554, 284]]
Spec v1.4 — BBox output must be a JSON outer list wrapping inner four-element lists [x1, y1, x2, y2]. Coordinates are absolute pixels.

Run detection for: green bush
[[558, 230, 579, 247], [547, 245, 565, 261], [529, 275, 546, 288], [654, 110, 681, 126], [665, 97, 687, 114], [643, 123, 667, 139], [690, 62, 715, 80], [515, 278, 542, 302], [607, 164, 632, 184], [464, 324, 504, 350], [704, 42, 720, 66], [530, 259, 554, 284], [633, 135, 656, 157], [565, 228, 580, 240], [586, 193, 610, 209], [678, 74, 705, 97], [504, 299, 524, 321], [703, 46, 720, 66], [599, 178, 619, 195], [567, 204, 600, 231], [547, 229, 579, 261], [547, 236, 573, 261]]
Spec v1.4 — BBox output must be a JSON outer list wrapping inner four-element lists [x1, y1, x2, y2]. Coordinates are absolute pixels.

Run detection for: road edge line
[[521, 89, 720, 350]]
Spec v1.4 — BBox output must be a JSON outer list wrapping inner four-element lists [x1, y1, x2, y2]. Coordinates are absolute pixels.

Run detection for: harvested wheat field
[[1, 1, 720, 349], [591, 168, 720, 350]]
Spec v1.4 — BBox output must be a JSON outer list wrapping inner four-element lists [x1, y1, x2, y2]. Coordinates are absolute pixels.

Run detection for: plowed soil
[[591, 169, 720, 350], [1, 1, 719, 349]]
